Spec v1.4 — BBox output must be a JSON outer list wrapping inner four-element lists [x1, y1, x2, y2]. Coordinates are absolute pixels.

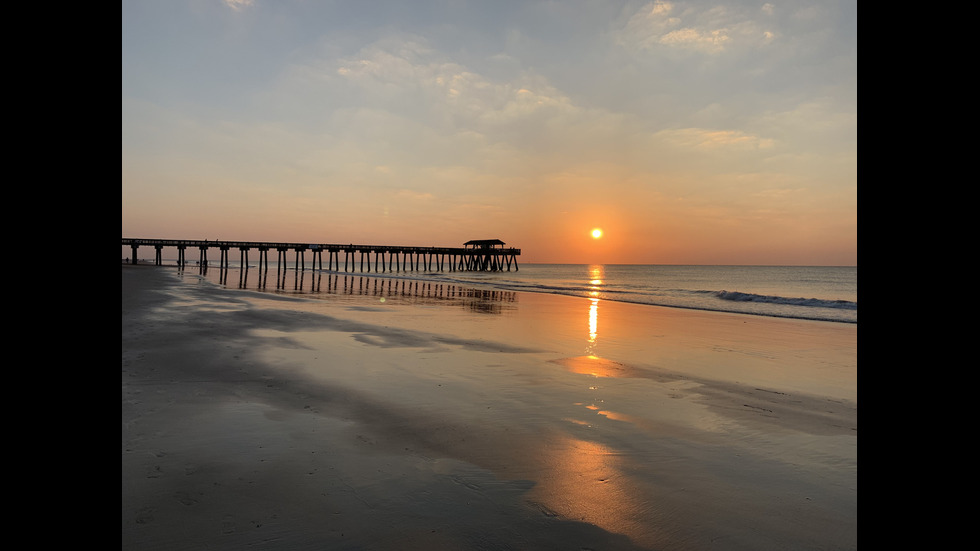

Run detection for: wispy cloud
[[616, 1, 776, 54], [657, 128, 775, 150], [223, 0, 254, 11]]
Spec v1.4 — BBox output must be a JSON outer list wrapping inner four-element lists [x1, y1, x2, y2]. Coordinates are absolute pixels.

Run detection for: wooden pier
[[121, 238, 520, 272]]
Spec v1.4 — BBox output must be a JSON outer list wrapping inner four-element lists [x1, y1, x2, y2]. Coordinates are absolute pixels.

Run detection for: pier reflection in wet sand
[[197, 265, 517, 315]]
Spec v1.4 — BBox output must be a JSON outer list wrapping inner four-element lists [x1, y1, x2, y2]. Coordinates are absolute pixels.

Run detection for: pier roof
[[464, 239, 505, 248]]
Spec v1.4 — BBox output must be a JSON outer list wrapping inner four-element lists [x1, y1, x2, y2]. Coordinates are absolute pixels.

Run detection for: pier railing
[[121, 238, 520, 272]]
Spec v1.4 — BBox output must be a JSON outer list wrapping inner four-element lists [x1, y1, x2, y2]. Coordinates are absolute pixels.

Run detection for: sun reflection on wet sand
[[525, 433, 657, 548], [586, 265, 602, 357], [587, 298, 599, 355], [523, 285, 661, 547], [555, 355, 637, 378]]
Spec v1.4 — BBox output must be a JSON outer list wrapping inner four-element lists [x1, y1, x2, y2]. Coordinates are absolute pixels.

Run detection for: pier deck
[[121, 238, 520, 272]]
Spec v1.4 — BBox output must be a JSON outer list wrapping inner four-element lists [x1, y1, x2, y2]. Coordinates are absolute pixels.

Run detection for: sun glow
[[591, 228, 603, 239]]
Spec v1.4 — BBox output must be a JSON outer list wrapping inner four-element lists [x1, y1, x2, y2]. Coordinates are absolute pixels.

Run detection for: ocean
[[181, 261, 857, 324]]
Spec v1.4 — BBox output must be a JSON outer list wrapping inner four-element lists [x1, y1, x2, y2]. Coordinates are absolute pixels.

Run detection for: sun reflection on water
[[588, 264, 604, 291]]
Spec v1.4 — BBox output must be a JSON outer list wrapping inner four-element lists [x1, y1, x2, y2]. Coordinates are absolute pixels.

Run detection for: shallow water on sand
[[125, 266, 857, 550]]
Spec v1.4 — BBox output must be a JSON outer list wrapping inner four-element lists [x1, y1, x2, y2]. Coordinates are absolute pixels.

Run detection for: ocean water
[[180, 261, 856, 324], [457, 264, 857, 324]]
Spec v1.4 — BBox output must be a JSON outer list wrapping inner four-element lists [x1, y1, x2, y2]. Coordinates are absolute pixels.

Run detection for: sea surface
[[179, 261, 856, 324]]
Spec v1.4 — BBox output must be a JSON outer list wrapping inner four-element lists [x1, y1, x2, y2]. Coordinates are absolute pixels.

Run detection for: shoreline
[[123, 265, 857, 550], [123, 262, 857, 325]]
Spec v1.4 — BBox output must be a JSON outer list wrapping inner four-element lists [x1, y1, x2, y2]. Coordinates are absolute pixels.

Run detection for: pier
[[121, 238, 520, 272]]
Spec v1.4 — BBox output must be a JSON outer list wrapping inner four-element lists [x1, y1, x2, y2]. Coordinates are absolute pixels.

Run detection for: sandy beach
[[122, 265, 857, 550]]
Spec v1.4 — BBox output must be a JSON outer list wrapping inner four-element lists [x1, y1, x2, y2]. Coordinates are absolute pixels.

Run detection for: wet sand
[[122, 265, 857, 550]]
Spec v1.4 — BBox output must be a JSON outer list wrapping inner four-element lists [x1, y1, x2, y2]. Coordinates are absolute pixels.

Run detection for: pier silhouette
[[122, 238, 520, 272]]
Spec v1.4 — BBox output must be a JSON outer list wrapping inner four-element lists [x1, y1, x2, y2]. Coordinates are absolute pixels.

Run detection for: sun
[[591, 228, 603, 239]]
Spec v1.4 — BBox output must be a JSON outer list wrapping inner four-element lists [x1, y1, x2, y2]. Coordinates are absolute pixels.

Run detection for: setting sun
[[591, 228, 603, 239]]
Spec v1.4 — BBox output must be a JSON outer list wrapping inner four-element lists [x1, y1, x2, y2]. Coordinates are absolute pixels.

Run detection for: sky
[[122, 0, 857, 266]]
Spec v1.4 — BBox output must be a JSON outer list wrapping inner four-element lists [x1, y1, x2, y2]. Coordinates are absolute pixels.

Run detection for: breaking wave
[[715, 290, 857, 310]]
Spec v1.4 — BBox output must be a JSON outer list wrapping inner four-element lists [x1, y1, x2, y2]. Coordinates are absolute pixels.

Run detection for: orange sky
[[123, 1, 856, 266]]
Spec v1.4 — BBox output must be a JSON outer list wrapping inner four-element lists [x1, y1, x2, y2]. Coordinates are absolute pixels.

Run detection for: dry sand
[[122, 265, 857, 550]]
